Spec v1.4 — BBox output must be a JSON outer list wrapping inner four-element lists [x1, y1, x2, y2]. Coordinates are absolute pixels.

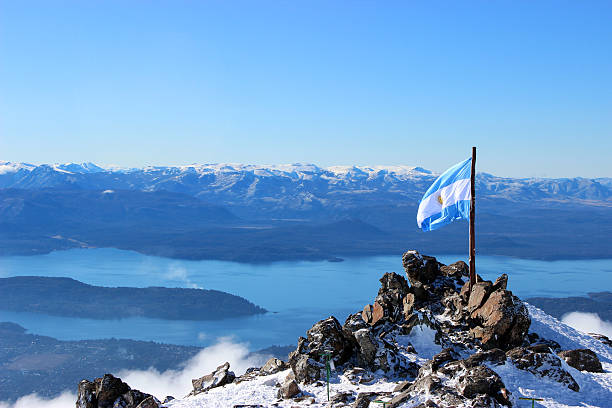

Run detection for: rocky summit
[[75, 250, 612, 407]]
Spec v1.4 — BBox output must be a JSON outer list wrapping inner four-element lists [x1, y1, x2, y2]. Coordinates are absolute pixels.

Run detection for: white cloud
[[165, 263, 201, 289], [118, 339, 268, 401], [0, 340, 269, 407], [0, 391, 76, 408], [561, 311, 612, 338]]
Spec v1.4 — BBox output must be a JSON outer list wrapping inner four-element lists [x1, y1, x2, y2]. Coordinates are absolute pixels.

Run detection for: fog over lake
[[1, 248, 611, 349]]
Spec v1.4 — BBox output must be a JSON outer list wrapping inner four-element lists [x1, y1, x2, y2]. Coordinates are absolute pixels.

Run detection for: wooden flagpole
[[469, 146, 477, 290]]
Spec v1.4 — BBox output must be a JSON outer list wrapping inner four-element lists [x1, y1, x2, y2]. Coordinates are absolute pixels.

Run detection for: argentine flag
[[417, 157, 472, 231]]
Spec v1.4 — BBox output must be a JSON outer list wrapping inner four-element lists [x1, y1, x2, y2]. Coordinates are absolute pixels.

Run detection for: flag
[[417, 157, 472, 231]]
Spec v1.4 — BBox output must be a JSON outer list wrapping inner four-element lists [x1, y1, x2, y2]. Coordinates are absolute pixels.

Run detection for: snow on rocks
[[75, 250, 612, 407]]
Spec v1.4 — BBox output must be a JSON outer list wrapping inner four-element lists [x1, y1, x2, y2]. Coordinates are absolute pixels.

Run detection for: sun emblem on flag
[[437, 194, 443, 205]]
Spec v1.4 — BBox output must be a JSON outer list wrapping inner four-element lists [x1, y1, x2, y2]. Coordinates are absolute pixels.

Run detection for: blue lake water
[[0, 248, 611, 349]]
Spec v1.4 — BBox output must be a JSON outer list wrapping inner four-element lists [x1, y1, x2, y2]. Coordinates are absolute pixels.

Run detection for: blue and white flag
[[417, 157, 472, 231]]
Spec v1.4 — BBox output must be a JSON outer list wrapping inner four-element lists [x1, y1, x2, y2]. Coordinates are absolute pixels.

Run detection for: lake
[[1, 248, 611, 349]]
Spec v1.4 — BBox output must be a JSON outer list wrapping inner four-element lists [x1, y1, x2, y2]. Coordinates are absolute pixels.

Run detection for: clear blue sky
[[1, 1, 610, 177]]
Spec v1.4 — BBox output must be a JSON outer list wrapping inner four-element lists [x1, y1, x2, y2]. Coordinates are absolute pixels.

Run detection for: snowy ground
[[165, 305, 612, 408]]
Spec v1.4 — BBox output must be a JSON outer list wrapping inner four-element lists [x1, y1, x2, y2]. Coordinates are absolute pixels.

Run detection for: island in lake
[[0, 276, 266, 320]]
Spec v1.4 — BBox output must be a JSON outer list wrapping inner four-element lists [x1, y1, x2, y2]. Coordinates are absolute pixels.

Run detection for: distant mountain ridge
[[0, 160, 611, 261], [0, 161, 610, 214]]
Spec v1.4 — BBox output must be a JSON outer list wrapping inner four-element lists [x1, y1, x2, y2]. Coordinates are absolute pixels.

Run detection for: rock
[[122, 390, 153, 407], [388, 390, 411, 407], [362, 304, 373, 324], [409, 374, 441, 394], [459, 280, 472, 302], [557, 349, 604, 372], [430, 348, 460, 371], [330, 391, 354, 404], [371, 301, 385, 325], [378, 271, 410, 295], [507, 347, 579, 391], [95, 374, 130, 408], [467, 281, 492, 313], [190, 362, 236, 396], [261, 358, 289, 375], [289, 316, 353, 384], [457, 365, 511, 406], [402, 293, 415, 318], [352, 392, 378, 408], [290, 354, 323, 384], [402, 250, 440, 285], [353, 328, 378, 366], [76, 374, 155, 408], [77, 380, 97, 408], [393, 380, 411, 392], [344, 312, 368, 334], [492, 274, 508, 291], [344, 367, 374, 385], [470, 287, 531, 350], [135, 396, 160, 408], [413, 400, 438, 408], [527, 332, 562, 352], [589, 332, 612, 347], [463, 349, 506, 367], [277, 379, 300, 399], [162, 396, 175, 403], [440, 261, 468, 279]]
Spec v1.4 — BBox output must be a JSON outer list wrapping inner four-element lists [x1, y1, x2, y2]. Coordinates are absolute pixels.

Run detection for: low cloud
[[561, 311, 612, 338], [0, 340, 269, 407], [118, 339, 268, 401], [165, 263, 201, 289], [0, 391, 76, 408]]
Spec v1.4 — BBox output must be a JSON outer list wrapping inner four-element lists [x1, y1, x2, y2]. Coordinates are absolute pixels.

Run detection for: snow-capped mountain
[[0, 161, 610, 209]]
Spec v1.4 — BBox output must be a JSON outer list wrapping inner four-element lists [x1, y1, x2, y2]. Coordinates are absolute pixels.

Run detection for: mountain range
[[0, 161, 610, 261]]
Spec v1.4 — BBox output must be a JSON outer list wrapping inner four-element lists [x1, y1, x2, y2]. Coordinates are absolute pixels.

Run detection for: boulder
[[457, 365, 511, 406], [190, 362, 236, 396], [402, 250, 440, 285], [589, 332, 612, 347], [492, 274, 508, 291], [344, 312, 368, 334], [260, 357, 288, 375], [440, 261, 469, 279], [402, 293, 415, 318], [507, 347, 579, 391], [371, 301, 386, 325], [288, 353, 322, 384], [463, 349, 507, 367], [95, 374, 130, 408], [470, 288, 531, 350], [362, 304, 373, 324], [76, 374, 155, 408], [330, 391, 354, 404], [557, 349, 604, 373], [527, 332, 562, 352], [289, 316, 354, 383], [393, 381, 412, 392], [344, 367, 374, 385], [430, 348, 460, 371], [378, 271, 410, 295], [76, 380, 97, 408], [467, 281, 492, 313], [353, 328, 378, 366], [135, 396, 160, 408], [388, 390, 411, 407], [277, 379, 301, 399], [352, 392, 378, 408]]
